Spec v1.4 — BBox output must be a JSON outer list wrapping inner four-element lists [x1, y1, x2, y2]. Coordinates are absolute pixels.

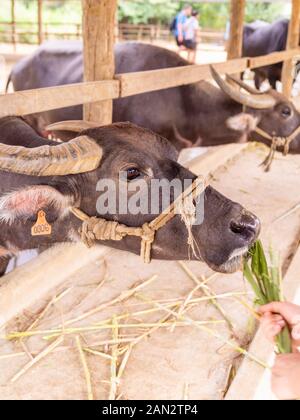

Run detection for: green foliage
[[245, 3, 283, 24], [0, 0, 287, 29], [187, 2, 285, 29], [244, 241, 292, 354], [245, 2, 283, 23], [0, 0, 81, 24], [118, 0, 178, 24], [191, 3, 230, 30], [119, 1, 286, 29], [0, 0, 81, 44]]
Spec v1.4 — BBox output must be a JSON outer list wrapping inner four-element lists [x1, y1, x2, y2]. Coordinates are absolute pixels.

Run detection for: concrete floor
[[0, 146, 299, 400], [1, 42, 300, 400]]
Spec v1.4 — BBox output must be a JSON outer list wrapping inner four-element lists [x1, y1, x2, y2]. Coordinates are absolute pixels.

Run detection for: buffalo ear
[[226, 113, 258, 134], [0, 185, 76, 224]]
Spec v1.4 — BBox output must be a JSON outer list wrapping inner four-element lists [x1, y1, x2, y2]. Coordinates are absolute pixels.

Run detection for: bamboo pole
[[82, 0, 117, 125], [282, 0, 300, 97]]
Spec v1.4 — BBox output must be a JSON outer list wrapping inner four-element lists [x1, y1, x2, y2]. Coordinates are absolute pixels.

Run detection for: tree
[[118, 0, 179, 24], [245, 3, 283, 23], [119, 1, 285, 29], [192, 3, 229, 30]]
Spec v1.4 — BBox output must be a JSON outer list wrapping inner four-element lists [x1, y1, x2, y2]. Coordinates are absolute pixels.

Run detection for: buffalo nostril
[[230, 221, 246, 235], [230, 213, 260, 240]]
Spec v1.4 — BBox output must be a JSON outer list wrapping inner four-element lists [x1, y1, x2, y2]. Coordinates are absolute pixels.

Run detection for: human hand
[[259, 302, 300, 352], [271, 353, 300, 400]]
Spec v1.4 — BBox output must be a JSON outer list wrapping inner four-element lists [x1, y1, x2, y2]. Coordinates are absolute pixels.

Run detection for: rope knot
[[71, 176, 204, 264], [273, 136, 287, 148], [80, 217, 125, 247], [141, 223, 156, 244], [254, 124, 300, 171]]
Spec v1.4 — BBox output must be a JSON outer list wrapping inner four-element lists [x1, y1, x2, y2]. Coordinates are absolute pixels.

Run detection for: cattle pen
[[0, 0, 300, 401]]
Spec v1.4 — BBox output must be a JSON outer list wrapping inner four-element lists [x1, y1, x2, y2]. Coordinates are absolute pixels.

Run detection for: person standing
[[172, 4, 192, 49], [183, 10, 200, 63]]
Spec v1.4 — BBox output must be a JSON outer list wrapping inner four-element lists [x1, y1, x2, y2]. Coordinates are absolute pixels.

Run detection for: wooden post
[[114, 10, 119, 43], [227, 0, 246, 60], [76, 23, 81, 40], [282, 0, 300, 97], [37, 0, 43, 44], [82, 0, 117, 124], [11, 0, 16, 52]]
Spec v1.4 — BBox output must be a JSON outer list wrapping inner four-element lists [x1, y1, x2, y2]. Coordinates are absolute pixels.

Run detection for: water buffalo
[[243, 20, 269, 38], [0, 116, 260, 276], [7, 41, 300, 153], [243, 19, 299, 90]]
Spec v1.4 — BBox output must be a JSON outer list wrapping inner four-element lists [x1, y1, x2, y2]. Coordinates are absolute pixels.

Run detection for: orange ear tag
[[31, 210, 52, 236]]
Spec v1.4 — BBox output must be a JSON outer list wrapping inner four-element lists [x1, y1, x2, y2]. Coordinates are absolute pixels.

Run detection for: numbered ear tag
[[31, 210, 52, 236]]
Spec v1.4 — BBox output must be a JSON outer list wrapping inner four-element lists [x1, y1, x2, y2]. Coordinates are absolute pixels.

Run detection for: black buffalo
[[0, 116, 260, 275], [243, 19, 299, 90]]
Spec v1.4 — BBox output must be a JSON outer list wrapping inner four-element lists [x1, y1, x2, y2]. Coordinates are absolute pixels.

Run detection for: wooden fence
[[0, 48, 299, 119], [0, 21, 225, 45]]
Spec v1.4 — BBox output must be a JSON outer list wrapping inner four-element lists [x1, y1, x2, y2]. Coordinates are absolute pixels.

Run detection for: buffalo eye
[[126, 167, 142, 181], [281, 106, 292, 118]]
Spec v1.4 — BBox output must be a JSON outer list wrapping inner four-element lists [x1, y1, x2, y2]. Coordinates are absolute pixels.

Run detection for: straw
[[183, 383, 190, 400], [26, 287, 73, 333], [83, 348, 113, 361], [61, 275, 158, 327], [10, 336, 63, 383], [235, 297, 261, 321], [19, 339, 33, 361], [109, 316, 119, 400], [2, 292, 246, 342], [117, 345, 132, 381], [76, 335, 94, 401], [169, 283, 202, 332], [178, 262, 236, 333], [222, 363, 236, 398], [272, 202, 300, 223], [137, 293, 269, 369]]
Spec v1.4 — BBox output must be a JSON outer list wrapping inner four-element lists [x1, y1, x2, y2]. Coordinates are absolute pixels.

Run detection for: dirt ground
[[0, 146, 299, 400]]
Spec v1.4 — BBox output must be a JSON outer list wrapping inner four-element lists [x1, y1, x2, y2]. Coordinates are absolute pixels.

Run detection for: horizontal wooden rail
[[116, 58, 248, 97], [0, 80, 119, 117], [249, 48, 300, 68], [1, 48, 300, 118]]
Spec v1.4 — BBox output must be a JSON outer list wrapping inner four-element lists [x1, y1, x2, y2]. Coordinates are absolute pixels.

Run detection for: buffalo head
[[0, 117, 260, 274], [211, 67, 300, 154]]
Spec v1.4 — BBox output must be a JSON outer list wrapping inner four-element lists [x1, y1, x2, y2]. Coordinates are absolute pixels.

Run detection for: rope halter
[[254, 125, 300, 171], [70, 176, 206, 264]]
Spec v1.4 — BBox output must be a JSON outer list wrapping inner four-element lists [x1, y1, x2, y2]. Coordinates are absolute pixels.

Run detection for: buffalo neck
[[182, 81, 244, 146]]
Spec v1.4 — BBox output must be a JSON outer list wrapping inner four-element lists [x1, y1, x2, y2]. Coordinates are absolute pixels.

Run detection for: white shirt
[[184, 17, 199, 41]]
